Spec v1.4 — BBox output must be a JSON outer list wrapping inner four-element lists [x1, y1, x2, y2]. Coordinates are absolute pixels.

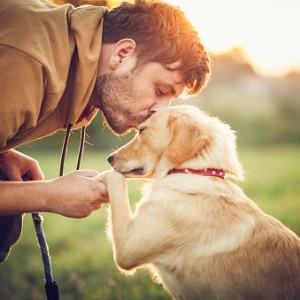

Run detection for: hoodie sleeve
[[0, 214, 24, 262], [0, 45, 44, 149]]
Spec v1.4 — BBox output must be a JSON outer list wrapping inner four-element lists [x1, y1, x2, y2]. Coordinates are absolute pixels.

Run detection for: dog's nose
[[107, 155, 114, 165]]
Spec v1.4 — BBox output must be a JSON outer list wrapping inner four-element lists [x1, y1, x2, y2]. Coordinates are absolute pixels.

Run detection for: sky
[[165, 0, 300, 76]]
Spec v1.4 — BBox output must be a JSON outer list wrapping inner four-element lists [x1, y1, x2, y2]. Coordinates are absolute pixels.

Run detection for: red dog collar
[[168, 168, 225, 179]]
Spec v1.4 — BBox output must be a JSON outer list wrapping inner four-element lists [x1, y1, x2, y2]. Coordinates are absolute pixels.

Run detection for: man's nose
[[148, 99, 172, 114]]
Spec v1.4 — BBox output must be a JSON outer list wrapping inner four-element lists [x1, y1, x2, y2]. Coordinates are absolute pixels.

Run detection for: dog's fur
[[97, 105, 300, 300]]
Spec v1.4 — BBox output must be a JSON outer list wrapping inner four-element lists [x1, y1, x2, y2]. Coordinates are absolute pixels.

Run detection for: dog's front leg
[[96, 171, 134, 268], [97, 171, 172, 272], [96, 170, 132, 220]]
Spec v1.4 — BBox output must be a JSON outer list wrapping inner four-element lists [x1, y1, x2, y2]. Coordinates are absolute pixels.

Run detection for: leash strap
[[32, 213, 59, 300]]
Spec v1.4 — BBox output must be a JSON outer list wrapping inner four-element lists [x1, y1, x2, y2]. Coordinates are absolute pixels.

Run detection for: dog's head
[[107, 105, 244, 180]]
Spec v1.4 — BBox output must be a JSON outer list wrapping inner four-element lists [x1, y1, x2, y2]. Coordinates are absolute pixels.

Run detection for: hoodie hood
[[67, 5, 107, 125], [0, 0, 107, 151]]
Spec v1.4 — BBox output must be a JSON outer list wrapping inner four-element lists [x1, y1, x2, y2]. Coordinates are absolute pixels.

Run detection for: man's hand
[[0, 149, 44, 181], [46, 170, 109, 218]]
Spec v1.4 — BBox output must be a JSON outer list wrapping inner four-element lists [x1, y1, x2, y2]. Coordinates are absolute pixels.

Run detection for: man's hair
[[102, 0, 210, 94]]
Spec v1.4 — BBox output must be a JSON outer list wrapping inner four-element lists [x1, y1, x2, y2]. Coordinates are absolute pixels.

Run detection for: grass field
[[0, 145, 299, 299]]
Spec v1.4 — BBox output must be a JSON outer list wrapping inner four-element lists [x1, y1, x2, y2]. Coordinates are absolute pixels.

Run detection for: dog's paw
[[94, 170, 114, 184], [94, 170, 125, 185]]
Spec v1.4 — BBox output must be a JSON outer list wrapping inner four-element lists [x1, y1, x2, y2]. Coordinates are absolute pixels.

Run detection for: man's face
[[91, 61, 185, 135]]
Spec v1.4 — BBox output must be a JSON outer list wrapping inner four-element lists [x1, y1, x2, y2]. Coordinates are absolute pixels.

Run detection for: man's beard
[[91, 73, 150, 135]]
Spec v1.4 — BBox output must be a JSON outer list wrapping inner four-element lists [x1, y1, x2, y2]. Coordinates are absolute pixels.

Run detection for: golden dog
[[97, 105, 300, 300]]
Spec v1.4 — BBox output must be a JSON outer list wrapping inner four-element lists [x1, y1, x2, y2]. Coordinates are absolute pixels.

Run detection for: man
[[0, 0, 210, 261]]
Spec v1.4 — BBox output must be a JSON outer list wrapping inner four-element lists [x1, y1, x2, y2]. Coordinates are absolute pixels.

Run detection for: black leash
[[33, 125, 86, 300]]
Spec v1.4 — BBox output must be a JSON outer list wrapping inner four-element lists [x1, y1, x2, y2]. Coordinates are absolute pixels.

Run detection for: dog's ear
[[165, 114, 210, 164]]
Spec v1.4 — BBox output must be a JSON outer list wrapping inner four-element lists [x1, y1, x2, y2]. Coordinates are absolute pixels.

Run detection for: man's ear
[[108, 39, 137, 70], [165, 115, 210, 164]]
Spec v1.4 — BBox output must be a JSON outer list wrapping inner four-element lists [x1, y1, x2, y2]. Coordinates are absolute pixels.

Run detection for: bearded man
[[0, 0, 210, 261]]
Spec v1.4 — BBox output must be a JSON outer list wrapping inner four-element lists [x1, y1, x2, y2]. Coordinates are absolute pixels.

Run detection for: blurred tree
[[209, 47, 256, 84]]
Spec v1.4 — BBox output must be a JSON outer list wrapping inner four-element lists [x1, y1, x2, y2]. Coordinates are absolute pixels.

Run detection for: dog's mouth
[[109, 157, 152, 178], [122, 167, 145, 177], [130, 167, 144, 175]]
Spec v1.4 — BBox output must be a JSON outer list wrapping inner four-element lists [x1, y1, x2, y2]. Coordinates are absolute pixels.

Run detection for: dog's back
[[148, 176, 300, 300]]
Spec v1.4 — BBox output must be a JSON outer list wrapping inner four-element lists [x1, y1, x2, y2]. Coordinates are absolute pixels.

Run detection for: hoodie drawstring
[[76, 126, 86, 171], [60, 124, 86, 176]]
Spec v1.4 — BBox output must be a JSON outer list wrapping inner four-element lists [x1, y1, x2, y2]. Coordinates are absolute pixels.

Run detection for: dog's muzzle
[[107, 154, 114, 166]]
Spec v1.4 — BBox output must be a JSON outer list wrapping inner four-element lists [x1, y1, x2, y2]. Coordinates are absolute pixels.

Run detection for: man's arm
[[0, 171, 108, 218], [0, 150, 108, 218]]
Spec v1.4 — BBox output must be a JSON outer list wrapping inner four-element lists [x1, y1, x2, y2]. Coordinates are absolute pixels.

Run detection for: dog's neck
[[168, 168, 225, 179]]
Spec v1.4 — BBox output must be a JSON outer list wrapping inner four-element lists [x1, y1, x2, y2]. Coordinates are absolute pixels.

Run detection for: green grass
[[0, 145, 299, 299], [238, 145, 300, 233]]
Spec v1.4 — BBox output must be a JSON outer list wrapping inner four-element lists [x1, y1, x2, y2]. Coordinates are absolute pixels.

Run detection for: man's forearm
[[0, 180, 49, 216]]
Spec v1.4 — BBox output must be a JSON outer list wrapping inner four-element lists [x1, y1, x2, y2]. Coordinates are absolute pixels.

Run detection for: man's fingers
[[8, 169, 23, 181], [30, 166, 45, 180], [77, 169, 100, 178]]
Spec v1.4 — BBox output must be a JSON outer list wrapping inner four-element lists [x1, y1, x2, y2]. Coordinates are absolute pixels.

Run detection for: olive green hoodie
[[0, 0, 107, 261]]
